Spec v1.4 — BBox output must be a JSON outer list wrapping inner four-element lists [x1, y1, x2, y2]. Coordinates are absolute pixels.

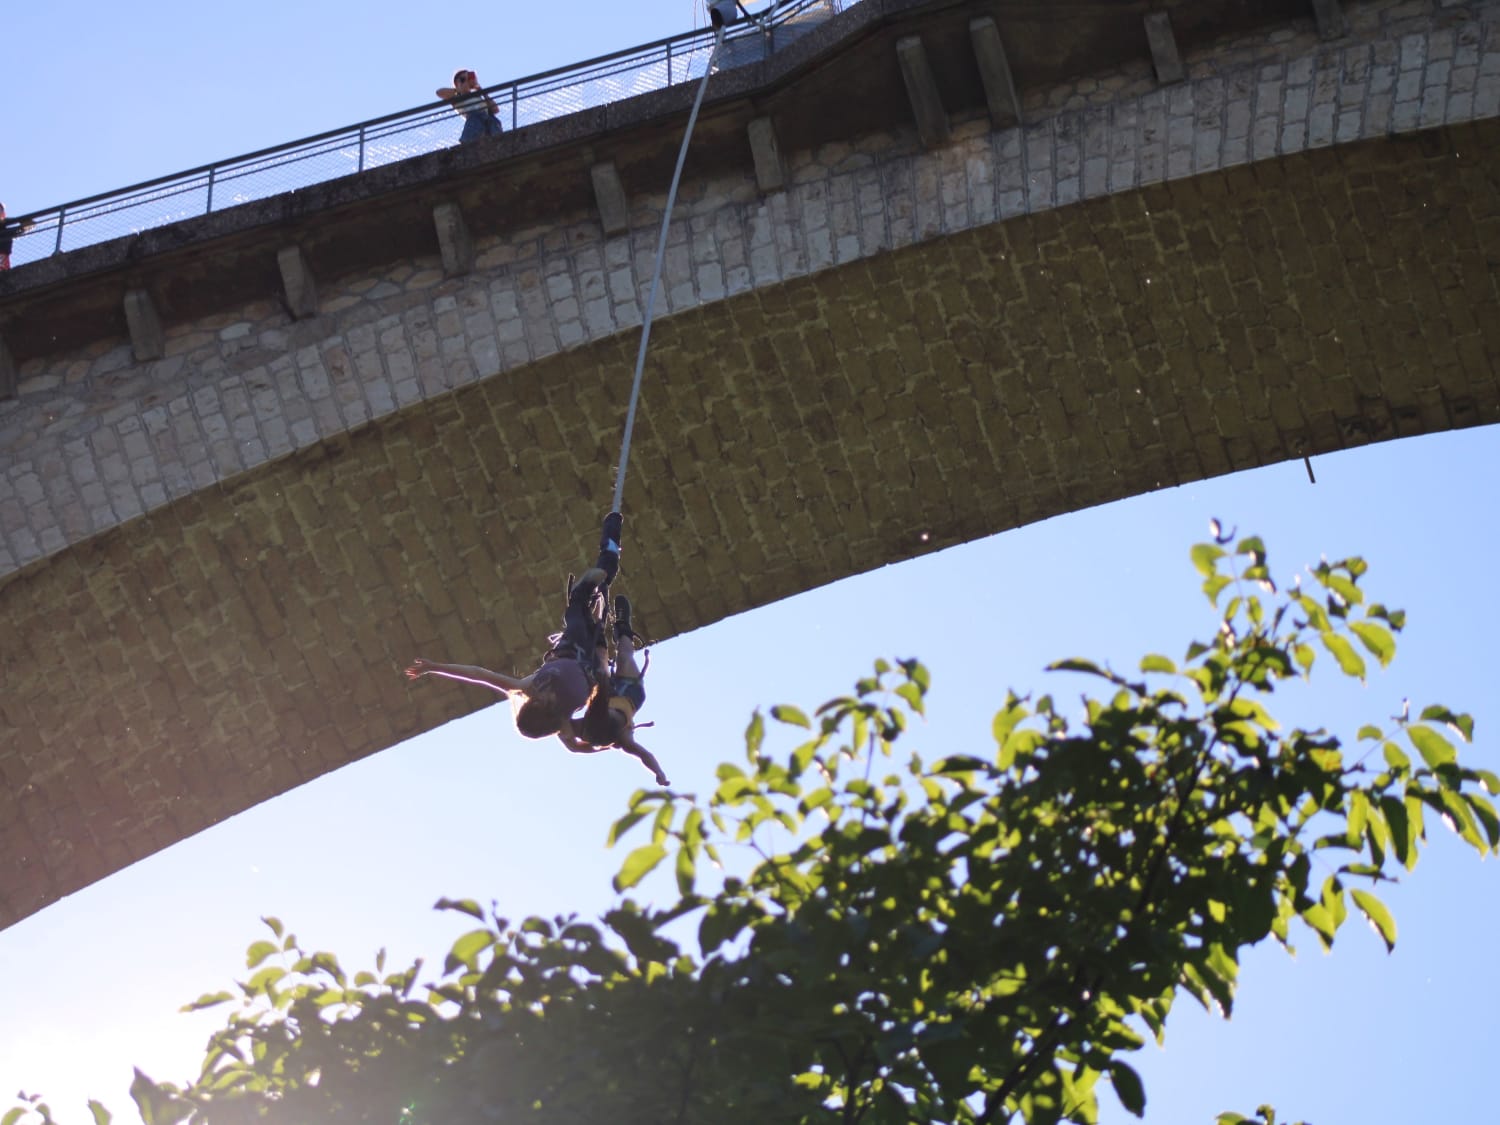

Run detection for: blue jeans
[[460, 112, 503, 144]]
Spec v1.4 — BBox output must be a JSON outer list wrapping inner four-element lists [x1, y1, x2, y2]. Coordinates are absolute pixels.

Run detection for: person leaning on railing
[[0, 203, 34, 271], [436, 68, 504, 144]]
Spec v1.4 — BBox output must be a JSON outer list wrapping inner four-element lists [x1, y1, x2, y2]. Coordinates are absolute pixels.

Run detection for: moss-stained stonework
[[2, 118, 1497, 928]]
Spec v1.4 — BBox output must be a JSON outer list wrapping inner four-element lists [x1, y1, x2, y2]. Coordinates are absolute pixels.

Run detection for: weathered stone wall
[[3, 111, 1496, 928], [2, 0, 1496, 577], [2, 0, 1498, 928]]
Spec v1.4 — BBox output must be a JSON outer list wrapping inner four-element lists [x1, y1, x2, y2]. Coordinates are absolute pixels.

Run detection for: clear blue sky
[[4, 3, 1497, 1122]]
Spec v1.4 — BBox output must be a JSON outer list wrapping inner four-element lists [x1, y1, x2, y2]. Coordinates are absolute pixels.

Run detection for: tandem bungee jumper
[[407, 2, 749, 787]]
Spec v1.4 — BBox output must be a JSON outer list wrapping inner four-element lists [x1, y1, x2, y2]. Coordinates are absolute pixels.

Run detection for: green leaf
[[1215, 1116, 1249, 1125], [745, 710, 765, 755], [180, 990, 234, 1013], [1349, 621, 1396, 667], [245, 940, 278, 969], [675, 843, 696, 898], [771, 705, 811, 728], [262, 915, 284, 940], [1049, 658, 1107, 677], [614, 842, 668, 891], [1418, 705, 1475, 741], [434, 897, 486, 921], [444, 929, 494, 974], [1140, 653, 1176, 674], [1109, 1060, 1147, 1116], [1319, 632, 1366, 680], [129, 1069, 190, 1125], [606, 807, 651, 848], [1356, 724, 1383, 741], [1350, 889, 1397, 952], [4, 1109, 28, 1125], [1408, 725, 1457, 770], [88, 1101, 112, 1125], [1192, 542, 1225, 577]]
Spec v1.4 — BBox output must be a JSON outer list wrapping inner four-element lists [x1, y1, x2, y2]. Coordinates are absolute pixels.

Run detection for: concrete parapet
[[748, 116, 786, 193], [433, 201, 474, 276], [123, 289, 164, 362], [896, 35, 950, 149], [590, 161, 630, 236], [1145, 12, 1186, 85], [277, 245, 318, 319], [969, 16, 1022, 128]]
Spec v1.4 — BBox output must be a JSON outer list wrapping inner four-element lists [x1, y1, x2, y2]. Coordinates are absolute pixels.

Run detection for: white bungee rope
[[610, 21, 728, 515]]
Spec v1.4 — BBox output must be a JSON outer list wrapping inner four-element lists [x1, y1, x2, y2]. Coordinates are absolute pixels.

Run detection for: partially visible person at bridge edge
[[405, 511, 626, 749], [436, 68, 504, 144], [566, 593, 669, 786], [0, 203, 35, 271]]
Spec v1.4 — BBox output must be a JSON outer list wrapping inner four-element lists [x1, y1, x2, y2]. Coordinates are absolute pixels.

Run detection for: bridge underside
[[3, 118, 1497, 928]]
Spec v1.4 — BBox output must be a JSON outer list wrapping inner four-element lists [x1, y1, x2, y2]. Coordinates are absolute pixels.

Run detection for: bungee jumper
[[405, 511, 667, 785], [405, 3, 746, 787]]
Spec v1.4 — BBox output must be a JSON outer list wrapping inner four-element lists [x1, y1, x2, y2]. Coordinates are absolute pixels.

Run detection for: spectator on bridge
[[405, 512, 639, 761], [437, 69, 504, 145], [567, 595, 669, 786], [0, 204, 34, 271]]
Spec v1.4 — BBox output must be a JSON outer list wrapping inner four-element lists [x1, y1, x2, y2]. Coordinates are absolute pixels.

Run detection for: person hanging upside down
[[405, 511, 624, 749], [564, 594, 669, 786]]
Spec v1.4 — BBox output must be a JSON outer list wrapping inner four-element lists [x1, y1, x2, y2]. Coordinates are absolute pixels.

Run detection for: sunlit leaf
[[245, 941, 278, 970], [1192, 542, 1225, 577], [1418, 705, 1475, 742], [614, 842, 668, 891], [1349, 621, 1395, 667], [771, 705, 811, 728], [1408, 725, 1457, 770], [180, 990, 234, 1013], [1350, 889, 1397, 952], [1140, 654, 1176, 674], [434, 897, 486, 921], [444, 929, 494, 974], [1319, 632, 1365, 679], [745, 710, 765, 755]]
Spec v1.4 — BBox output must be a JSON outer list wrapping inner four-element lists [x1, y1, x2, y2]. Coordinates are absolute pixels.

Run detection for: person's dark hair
[[453, 69, 469, 86], [514, 697, 563, 739], [579, 689, 621, 746]]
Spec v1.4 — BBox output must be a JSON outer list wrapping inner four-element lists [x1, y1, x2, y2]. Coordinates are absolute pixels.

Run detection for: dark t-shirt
[[531, 657, 591, 715]]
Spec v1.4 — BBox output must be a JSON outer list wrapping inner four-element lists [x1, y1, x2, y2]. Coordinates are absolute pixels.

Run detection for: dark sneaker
[[576, 567, 607, 591], [613, 594, 634, 639], [614, 594, 647, 643]]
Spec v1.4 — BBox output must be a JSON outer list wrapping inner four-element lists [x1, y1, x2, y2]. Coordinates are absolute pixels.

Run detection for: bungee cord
[[610, 21, 728, 516]]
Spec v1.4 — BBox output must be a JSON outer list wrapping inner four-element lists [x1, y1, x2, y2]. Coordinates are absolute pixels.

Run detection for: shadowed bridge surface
[[2, 0, 1498, 929]]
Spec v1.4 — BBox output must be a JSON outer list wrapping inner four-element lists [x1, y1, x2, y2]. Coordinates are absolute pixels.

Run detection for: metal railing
[[4, 0, 848, 271]]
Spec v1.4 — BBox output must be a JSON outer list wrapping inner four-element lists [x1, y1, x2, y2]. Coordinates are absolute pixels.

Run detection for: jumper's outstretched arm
[[618, 733, 669, 787], [405, 658, 531, 696]]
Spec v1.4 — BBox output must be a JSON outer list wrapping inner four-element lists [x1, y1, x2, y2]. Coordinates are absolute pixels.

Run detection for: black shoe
[[614, 594, 642, 642]]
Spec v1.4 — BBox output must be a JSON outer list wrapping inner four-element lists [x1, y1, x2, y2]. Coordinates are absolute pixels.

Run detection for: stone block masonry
[[1, 0, 1499, 928], [2, 0, 1498, 582]]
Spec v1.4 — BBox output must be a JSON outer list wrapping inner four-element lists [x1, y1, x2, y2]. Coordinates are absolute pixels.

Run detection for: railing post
[[666, 40, 673, 84], [358, 126, 367, 172], [53, 209, 65, 256], [510, 87, 519, 131], [205, 166, 216, 213]]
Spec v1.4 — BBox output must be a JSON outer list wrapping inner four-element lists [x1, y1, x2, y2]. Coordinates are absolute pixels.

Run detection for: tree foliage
[[13, 529, 1495, 1124]]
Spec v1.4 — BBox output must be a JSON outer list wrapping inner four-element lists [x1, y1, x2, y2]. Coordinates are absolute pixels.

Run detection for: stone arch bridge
[[1, 0, 1497, 928]]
